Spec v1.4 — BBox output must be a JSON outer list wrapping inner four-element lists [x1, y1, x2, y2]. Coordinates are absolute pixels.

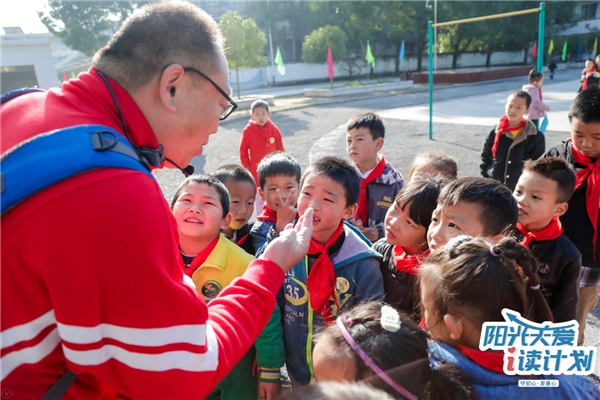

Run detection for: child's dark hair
[[394, 175, 448, 229], [302, 156, 360, 206], [213, 163, 256, 189], [170, 174, 230, 218], [419, 236, 553, 328], [279, 381, 395, 400], [250, 99, 269, 113], [256, 151, 301, 189], [568, 84, 600, 124], [437, 177, 518, 236], [409, 151, 458, 181], [316, 301, 474, 400], [528, 69, 544, 84], [509, 89, 532, 109], [346, 112, 385, 140], [522, 157, 576, 203]]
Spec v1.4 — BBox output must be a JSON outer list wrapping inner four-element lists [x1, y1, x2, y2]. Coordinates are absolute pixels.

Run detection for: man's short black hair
[[346, 112, 385, 140], [437, 177, 518, 236], [257, 152, 301, 190], [509, 90, 532, 109], [522, 157, 576, 203], [213, 164, 256, 189], [302, 156, 360, 207], [568, 85, 600, 124], [171, 174, 230, 218]]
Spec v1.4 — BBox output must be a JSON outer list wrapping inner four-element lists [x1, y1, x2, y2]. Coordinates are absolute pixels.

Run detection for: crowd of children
[[167, 85, 600, 399]]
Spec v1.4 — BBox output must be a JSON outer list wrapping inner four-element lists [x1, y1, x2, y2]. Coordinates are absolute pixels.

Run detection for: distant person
[[250, 152, 301, 253], [513, 158, 581, 322], [214, 164, 257, 255], [346, 112, 404, 242], [544, 85, 600, 345], [408, 150, 458, 181], [579, 58, 599, 92], [171, 175, 284, 400], [1, 2, 312, 398], [480, 90, 545, 191], [548, 57, 558, 80], [522, 70, 550, 129], [239, 99, 285, 214], [267, 156, 384, 386]]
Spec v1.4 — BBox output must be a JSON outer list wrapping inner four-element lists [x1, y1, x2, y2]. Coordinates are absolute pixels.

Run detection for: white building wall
[[1, 34, 59, 89]]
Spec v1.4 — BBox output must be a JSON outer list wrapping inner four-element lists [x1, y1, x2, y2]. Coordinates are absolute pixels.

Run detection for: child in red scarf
[[422, 237, 598, 399], [544, 85, 600, 345], [580, 58, 600, 92], [274, 156, 384, 386], [346, 112, 403, 242], [480, 90, 545, 191], [513, 157, 581, 322], [373, 176, 448, 322]]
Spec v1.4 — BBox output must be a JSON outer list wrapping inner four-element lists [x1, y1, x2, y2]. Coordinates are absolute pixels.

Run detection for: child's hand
[[352, 218, 364, 229], [275, 188, 297, 233], [361, 226, 379, 242], [260, 208, 313, 272], [259, 381, 282, 400]]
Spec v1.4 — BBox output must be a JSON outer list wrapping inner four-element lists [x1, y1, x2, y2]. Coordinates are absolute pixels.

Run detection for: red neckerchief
[[355, 157, 387, 225], [306, 222, 344, 323], [181, 236, 220, 277], [582, 66, 598, 91], [393, 246, 430, 276], [236, 233, 250, 246], [491, 116, 526, 158], [456, 345, 505, 374], [257, 204, 277, 222], [517, 217, 563, 248], [571, 143, 600, 259]]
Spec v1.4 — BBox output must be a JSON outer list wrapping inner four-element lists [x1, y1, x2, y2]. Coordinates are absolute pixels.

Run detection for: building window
[[580, 3, 598, 20], [1, 65, 38, 93]]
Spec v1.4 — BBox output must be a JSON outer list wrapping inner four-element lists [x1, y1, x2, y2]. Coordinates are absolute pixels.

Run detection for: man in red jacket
[[0, 2, 312, 398]]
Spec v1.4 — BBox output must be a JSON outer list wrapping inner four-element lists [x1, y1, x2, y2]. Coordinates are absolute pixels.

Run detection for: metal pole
[[432, 7, 540, 28], [267, 0, 275, 85], [434, 0, 437, 71], [428, 21, 434, 140], [537, 3, 546, 73]]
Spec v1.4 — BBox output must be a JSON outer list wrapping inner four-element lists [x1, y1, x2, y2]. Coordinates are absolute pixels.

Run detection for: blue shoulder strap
[[1, 124, 156, 215]]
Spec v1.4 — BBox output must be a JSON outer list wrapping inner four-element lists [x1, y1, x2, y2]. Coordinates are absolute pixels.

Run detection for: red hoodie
[[239, 119, 285, 184], [1, 67, 284, 399]]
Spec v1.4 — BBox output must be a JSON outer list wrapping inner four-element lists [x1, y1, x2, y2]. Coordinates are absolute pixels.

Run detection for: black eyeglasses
[[183, 67, 238, 121]]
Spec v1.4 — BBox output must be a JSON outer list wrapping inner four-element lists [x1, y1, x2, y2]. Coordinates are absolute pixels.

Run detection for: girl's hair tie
[[530, 284, 541, 290], [489, 246, 500, 257], [347, 318, 354, 326]]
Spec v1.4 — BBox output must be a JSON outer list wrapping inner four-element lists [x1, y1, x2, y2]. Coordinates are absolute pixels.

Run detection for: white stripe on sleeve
[[1, 327, 61, 381], [1, 310, 56, 350]]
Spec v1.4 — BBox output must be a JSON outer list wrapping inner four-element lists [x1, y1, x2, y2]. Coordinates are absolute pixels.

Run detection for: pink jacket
[[522, 83, 549, 121]]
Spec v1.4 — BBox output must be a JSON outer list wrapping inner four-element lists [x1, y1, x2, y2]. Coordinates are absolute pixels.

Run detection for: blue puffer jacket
[[279, 222, 384, 385], [429, 341, 600, 399]]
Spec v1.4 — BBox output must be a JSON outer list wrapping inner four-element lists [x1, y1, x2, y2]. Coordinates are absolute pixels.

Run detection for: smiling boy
[[513, 157, 580, 322], [480, 90, 545, 191]]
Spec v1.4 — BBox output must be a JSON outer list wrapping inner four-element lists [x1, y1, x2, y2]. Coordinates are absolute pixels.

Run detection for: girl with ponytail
[[419, 236, 600, 399]]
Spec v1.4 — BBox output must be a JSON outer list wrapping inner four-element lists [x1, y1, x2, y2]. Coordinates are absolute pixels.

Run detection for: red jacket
[[239, 119, 285, 184], [0, 67, 284, 399]]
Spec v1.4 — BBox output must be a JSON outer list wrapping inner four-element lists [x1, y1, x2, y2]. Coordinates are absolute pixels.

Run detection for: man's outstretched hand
[[260, 208, 313, 273]]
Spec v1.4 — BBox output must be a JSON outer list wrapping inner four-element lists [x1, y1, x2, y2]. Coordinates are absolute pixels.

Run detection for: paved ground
[[153, 67, 599, 380]]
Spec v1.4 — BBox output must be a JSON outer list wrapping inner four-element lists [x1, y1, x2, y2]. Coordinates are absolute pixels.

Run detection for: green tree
[[219, 11, 267, 98], [302, 25, 348, 63], [39, 1, 139, 56]]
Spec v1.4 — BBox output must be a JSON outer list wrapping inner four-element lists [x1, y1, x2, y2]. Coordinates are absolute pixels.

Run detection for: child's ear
[[221, 214, 233, 231], [443, 314, 465, 341], [553, 202, 569, 217], [258, 187, 266, 202], [375, 137, 384, 151], [343, 203, 358, 220]]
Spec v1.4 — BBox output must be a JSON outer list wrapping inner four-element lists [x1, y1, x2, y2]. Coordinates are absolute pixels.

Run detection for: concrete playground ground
[[153, 66, 600, 381]]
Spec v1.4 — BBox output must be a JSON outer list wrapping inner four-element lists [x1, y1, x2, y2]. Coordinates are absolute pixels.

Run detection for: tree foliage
[[219, 11, 267, 98], [39, 1, 139, 57], [302, 25, 348, 64]]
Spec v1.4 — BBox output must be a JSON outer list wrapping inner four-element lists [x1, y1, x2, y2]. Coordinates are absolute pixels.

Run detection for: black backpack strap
[[40, 370, 78, 400]]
